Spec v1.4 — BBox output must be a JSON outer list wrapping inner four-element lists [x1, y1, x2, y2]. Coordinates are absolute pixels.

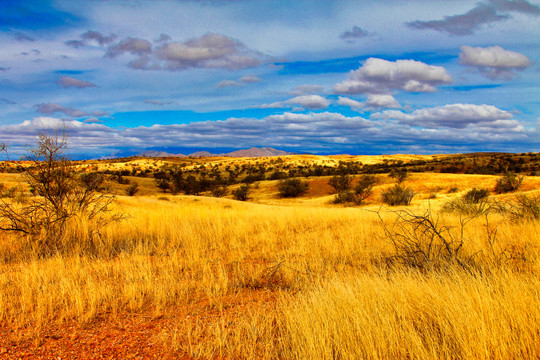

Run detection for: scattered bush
[[381, 185, 414, 206], [278, 178, 309, 198], [232, 184, 250, 201], [211, 186, 228, 198], [495, 172, 524, 193], [332, 191, 356, 204], [463, 187, 490, 204], [125, 183, 139, 196]]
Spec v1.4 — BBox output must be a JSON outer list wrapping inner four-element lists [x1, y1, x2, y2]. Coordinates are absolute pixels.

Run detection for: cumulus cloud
[[340, 26, 370, 42], [290, 84, 324, 95], [71, 32, 267, 71], [459, 45, 530, 79], [337, 96, 365, 110], [373, 103, 519, 130], [261, 95, 331, 110], [338, 95, 400, 111], [154, 33, 263, 70], [333, 58, 452, 95], [57, 76, 97, 89], [407, 0, 540, 36], [34, 103, 88, 117]]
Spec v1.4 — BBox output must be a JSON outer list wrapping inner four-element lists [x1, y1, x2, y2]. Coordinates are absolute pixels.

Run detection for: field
[[1, 154, 540, 359]]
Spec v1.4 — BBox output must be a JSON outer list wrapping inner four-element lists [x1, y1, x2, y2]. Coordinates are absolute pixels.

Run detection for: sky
[[1, 0, 539, 159]]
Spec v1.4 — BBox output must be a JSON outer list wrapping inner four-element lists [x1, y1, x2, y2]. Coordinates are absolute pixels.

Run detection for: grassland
[[0, 155, 539, 359]]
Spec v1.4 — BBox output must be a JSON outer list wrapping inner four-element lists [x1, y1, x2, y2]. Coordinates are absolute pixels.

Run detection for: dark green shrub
[[211, 186, 228, 198], [232, 184, 250, 201], [328, 174, 352, 193], [333, 191, 356, 204], [278, 178, 309, 198], [495, 172, 524, 193], [381, 185, 414, 206]]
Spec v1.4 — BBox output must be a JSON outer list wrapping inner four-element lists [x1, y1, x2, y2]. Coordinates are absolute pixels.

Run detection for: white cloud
[[337, 96, 364, 110], [261, 95, 330, 110], [333, 58, 452, 95], [373, 103, 520, 130], [338, 95, 400, 111], [366, 94, 401, 109], [459, 45, 530, 79]]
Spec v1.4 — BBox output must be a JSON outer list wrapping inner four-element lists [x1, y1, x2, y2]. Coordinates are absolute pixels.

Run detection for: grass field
[[0, 161, 539, 358]]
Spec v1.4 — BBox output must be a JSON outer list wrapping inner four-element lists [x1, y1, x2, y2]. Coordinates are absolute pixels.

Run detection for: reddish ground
[[0, 290, 278, 359]]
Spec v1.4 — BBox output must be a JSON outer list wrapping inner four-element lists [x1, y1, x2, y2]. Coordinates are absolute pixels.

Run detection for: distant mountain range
[[136, 147, 296, 158]]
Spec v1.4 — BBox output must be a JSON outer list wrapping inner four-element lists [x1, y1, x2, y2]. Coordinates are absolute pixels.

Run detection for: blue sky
[[1, 0, 539, 158]]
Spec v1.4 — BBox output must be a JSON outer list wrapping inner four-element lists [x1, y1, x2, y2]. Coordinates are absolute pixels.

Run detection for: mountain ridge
[[136, 147, 297, 158]]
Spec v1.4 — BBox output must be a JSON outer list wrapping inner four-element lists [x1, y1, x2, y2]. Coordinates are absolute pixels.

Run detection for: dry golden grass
[[1, 170, 540, 358]]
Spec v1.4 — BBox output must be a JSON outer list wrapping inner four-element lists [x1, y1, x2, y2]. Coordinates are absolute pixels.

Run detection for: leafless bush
[[0, 130, 121, 256], [378, 208, 475, 271]]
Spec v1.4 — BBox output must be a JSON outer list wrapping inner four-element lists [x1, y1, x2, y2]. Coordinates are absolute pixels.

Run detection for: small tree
[[232, 184, 250, 201], [278, 178, 309, 198], [353, 175, 377, 204], [0, 130, 120, 255], [328, 174, 352, 193], [389, 168, 408, 183]]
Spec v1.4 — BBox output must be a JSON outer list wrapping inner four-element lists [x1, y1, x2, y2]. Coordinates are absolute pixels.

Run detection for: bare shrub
[[381, 185, 414, 206], [506, 194, 540, 221], [0, 131, 121, 256], [378, 208, 474, 271]]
